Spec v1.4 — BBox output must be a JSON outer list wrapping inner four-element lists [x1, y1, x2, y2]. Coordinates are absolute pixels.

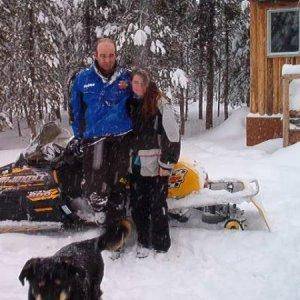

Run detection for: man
[[69, 38, 132, 228]]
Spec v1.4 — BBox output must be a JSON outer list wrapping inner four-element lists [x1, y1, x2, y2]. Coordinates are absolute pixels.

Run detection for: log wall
[[250, 0, 300, 115]]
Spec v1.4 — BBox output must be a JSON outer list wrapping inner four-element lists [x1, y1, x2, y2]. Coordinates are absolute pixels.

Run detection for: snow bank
[[269, 142, 300, 167], [1, 106, 300, 300], [251, 138, 282, 154], [206, 107, 247, 139], [192, 107, 248, 151]]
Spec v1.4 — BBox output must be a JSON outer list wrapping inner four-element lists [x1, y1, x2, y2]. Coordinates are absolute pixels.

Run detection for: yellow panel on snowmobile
[[26, 189, 59, 202], [168, 161, 206, 199]]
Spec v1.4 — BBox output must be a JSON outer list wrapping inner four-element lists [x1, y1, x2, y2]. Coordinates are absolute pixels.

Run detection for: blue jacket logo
[[83, 83, 95, 89]]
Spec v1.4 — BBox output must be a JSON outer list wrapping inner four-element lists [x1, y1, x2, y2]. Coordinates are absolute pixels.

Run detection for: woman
[[129, 69, 180, 257]]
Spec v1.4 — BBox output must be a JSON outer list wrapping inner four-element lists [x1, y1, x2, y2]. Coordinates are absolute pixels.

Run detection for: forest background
[[0, 0, 249, 137]]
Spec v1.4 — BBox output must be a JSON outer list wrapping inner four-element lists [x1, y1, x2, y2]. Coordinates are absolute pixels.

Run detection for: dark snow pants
[[82, 134, 131, 227], [130, 174, 171, 252]]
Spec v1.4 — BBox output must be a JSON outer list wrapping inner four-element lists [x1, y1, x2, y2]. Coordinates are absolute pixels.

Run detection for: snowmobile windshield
[[24, 122, 72, 165]]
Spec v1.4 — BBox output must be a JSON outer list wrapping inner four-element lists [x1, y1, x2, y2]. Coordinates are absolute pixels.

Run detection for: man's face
[[95, 41, 116, 73]]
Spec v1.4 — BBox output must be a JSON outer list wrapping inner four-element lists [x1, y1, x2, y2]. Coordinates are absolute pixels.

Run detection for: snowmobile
[[0, 122, 85, 232], [0, 122, 270, 233]]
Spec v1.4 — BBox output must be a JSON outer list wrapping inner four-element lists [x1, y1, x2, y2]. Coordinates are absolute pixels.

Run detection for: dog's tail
[[98, 219, 132, 251]]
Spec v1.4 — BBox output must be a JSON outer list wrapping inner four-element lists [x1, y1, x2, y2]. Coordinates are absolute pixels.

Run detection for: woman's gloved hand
[[159, 167, 172, 177]]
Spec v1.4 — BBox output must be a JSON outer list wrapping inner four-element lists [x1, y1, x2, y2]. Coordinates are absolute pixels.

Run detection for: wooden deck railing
[[282, 74, 300, 147]]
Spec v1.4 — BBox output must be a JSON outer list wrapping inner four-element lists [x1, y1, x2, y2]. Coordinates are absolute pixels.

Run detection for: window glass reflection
[[270, 10, 299, 53]]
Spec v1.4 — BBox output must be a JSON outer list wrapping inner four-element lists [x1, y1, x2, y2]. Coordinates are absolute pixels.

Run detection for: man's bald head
[[95, 38, 117, 73], [95, 38, 116, 51]]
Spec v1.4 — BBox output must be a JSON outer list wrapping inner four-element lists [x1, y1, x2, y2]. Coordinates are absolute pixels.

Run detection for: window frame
[[267, 7, 300, 57]]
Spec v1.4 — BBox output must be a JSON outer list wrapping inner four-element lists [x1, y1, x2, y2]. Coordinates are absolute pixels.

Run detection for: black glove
[[67, 137, 83, 157], [41, 143, 64, 162]]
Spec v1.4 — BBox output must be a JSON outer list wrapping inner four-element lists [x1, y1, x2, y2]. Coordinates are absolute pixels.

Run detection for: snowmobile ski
[[0, 221, 63, 234], [250, 197, 271, 232]]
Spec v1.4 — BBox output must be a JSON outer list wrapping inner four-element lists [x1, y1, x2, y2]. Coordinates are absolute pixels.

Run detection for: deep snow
[[0, 106, 300, 300]]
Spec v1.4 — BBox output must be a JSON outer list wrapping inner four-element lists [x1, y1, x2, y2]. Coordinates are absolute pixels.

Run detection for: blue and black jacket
[[69, 62, 133, 139]]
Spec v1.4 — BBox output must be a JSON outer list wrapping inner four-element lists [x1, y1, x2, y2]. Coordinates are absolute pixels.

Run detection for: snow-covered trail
[[0, 107, 300, 300]]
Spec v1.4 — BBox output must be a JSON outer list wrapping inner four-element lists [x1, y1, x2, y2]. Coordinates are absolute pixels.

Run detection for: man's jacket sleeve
[[69, 75, 85, 138]]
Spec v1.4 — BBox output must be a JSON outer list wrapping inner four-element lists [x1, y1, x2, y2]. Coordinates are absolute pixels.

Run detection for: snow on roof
[[281, 65, 300, 110], [289, 79, 300, 110], [282, 64, 300, 76]]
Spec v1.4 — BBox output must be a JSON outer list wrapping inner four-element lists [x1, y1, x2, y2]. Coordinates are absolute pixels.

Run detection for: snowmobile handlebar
[[249, 179, 260, 196]]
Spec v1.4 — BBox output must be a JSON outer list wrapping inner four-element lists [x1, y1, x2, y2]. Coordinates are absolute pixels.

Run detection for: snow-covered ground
[[0, 107, 300, 300]]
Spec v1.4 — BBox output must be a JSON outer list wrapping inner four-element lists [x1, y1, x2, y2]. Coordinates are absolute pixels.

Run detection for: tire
[[224, 219, 244, 230]]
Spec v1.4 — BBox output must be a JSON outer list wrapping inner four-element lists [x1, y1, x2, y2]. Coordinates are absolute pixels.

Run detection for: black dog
[[19, 220, 131, 300]]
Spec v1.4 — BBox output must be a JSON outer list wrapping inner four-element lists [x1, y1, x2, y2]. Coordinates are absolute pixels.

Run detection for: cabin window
[[267, 8, 300, 56]]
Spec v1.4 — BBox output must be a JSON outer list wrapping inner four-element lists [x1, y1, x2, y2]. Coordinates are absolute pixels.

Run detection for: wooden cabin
[[247, 0, 300, 145]]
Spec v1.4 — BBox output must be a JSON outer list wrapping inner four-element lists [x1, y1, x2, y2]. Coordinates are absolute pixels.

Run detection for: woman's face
[[132, 74, 147, 98]]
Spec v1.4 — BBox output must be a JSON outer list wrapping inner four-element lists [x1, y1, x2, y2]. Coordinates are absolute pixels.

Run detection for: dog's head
[[19, 257, 89, 300]]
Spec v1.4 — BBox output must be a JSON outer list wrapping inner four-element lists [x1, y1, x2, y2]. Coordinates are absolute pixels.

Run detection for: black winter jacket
[[129, 95, 180, 177]]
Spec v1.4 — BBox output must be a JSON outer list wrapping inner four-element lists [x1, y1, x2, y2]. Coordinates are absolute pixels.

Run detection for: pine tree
[[0, 0, 250, 135], [205, 0, 215, 129]]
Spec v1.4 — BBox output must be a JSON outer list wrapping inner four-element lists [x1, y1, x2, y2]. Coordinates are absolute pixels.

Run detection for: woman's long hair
[[132, 69, 160, 119]]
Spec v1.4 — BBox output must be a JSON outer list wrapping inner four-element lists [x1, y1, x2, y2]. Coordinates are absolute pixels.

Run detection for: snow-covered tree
[[0, 0, 250, 135]]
